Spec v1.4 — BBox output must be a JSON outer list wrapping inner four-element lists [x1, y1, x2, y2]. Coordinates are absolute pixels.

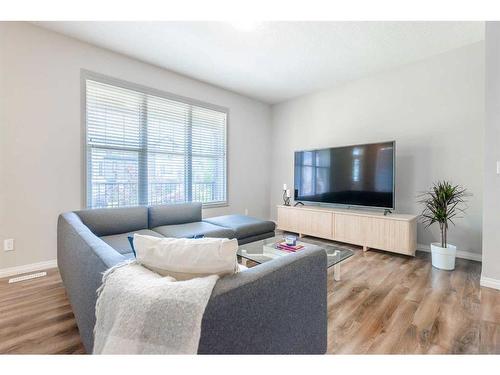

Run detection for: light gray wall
[[0, 22, 272, 270], [483, 22, 500, 281], [269, 42, 485, 255]]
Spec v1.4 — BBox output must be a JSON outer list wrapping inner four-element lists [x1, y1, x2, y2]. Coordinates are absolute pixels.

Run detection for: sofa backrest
[[148, 202, 202, 228], [75, 206, 149, 237]]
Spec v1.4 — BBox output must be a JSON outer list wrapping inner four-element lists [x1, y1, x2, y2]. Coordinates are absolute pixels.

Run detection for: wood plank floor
[[326, 247, 499, 354], [0, 243, 499, 354], [0, 269, 85, 354]]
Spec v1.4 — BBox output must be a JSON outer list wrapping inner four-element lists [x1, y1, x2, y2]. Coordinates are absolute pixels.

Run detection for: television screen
[[294, 141, 395, 209]]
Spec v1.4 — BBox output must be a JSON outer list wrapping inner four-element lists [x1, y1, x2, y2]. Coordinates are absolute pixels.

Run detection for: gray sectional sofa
[[57, 202, 328, 354]]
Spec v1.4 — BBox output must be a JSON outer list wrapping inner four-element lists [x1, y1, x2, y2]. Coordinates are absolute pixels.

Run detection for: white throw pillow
[[133, 234, 239, 280]]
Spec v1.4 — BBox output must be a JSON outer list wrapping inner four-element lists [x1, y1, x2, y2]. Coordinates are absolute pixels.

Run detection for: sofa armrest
[[198, 247, 328, 354], [57, 212, 126, 353]]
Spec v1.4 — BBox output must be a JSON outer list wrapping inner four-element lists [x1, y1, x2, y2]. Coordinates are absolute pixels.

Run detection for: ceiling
[[35, 22, 484, 104]]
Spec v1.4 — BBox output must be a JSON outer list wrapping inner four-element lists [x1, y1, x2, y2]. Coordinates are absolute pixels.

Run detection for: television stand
[[276, 205, 417, 256], [384, 209, 392, 216], [294, 201, 304, 207]]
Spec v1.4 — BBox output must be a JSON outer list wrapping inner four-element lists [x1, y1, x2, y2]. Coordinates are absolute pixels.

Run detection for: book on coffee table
[[275, 242, 304, 252]]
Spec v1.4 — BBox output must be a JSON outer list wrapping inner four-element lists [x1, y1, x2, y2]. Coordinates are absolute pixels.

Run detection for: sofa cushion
[[148, 202, 202, 228], [100, 229, 164, 254], [203, 215, 276, 240], [152, 221, 234, 239], [76, 206, 148, 237]]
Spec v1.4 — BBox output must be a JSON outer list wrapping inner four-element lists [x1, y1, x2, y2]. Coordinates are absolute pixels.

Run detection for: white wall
[[0, 22, 272, 270], [482, 22, 500, 287], [269, 42, 485, 256]]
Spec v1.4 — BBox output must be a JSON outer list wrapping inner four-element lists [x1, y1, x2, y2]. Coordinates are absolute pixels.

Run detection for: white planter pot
[[430, 243, 457, 270]]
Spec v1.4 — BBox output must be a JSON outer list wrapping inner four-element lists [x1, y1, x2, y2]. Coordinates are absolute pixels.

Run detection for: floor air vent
[[8, 272, 47, 284]]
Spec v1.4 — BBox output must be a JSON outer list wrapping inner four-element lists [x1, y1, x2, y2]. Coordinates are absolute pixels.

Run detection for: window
[[296, 150, 330, 196], [85, 77, 227, 208], [351, 147, 363, 184]]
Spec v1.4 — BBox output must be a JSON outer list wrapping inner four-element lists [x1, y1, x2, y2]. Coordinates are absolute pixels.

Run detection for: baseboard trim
[[0, 259, 57, 279], [416, 244, 482, 262], [480, 276, 500, 290]]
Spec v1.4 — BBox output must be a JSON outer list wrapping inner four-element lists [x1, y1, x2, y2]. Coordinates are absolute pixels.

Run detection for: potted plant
[[418, 181, 469, 270]]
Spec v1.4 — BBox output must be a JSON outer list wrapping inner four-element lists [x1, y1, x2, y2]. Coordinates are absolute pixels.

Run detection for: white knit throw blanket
[[93, 261, 218, 354]]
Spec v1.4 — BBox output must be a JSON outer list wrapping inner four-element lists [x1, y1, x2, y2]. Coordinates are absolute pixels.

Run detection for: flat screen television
[[294, 141, 395, 209]]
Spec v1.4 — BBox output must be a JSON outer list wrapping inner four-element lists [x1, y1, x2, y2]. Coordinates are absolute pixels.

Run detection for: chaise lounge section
[[57, 202, 328, 354], [203, 214, 276, 244]]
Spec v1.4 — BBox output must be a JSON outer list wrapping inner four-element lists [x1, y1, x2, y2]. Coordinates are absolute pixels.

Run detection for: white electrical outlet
[[244, 208, 248, 216], [4, 239, 14, 252], [497, 161, 500, 175]]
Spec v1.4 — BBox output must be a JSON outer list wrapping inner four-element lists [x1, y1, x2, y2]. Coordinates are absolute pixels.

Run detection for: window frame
[[81, 69, 229, 209]]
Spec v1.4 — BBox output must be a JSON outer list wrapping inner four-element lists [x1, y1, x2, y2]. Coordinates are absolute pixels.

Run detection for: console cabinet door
[[277, 207, 300, 233], [367, 218, 414, 254], [333, 213, 368, 246], [299, 210, 333, 239]]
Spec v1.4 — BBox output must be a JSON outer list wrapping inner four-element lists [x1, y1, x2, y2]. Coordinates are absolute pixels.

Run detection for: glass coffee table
[[237, 235, 353, 281]]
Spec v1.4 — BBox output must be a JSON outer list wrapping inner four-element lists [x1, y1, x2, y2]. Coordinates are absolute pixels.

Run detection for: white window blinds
[[85, 78, 227, 208]]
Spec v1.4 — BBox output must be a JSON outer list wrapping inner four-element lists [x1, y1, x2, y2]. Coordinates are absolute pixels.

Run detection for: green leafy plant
[[418, 181, 469, 248]]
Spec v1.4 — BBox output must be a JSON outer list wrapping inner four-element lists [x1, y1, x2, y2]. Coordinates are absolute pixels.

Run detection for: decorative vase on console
[[282, 184, 291, 206]]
